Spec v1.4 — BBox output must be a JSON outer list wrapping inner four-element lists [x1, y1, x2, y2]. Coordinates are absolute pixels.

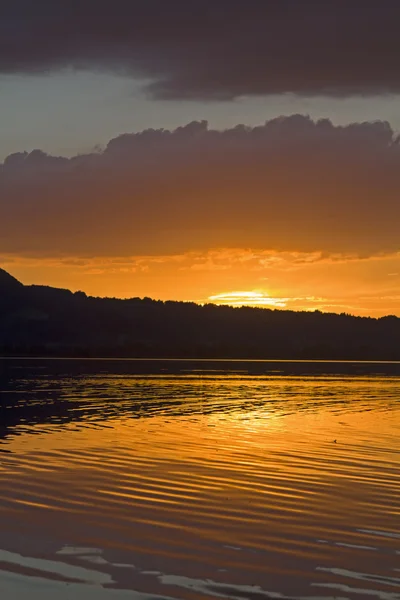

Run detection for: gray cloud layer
[[1, 1, 400, 99], [1, 115, 399, 257]]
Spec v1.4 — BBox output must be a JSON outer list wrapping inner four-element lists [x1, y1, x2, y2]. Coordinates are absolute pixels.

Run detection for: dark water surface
[[0, 359, 399, 599]]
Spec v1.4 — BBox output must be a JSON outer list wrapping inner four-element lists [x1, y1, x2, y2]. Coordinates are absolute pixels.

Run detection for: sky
[[1, 0, 400, 317]]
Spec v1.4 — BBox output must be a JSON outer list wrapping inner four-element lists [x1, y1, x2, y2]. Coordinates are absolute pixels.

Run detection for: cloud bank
[[1, 1, 400, 99], [1, 115, 399, 257]]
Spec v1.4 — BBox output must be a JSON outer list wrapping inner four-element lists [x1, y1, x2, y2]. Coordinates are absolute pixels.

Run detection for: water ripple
[[0, 359, 399, 599]]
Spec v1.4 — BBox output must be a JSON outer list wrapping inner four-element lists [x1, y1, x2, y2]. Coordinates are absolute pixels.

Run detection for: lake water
[[0, 359, 399, 600]]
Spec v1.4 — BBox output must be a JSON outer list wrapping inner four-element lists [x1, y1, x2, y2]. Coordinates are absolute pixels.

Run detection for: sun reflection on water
[[0, 361, 399, 599]]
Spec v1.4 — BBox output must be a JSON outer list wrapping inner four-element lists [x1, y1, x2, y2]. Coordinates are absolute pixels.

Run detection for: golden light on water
[[1, 366, 400, 598]]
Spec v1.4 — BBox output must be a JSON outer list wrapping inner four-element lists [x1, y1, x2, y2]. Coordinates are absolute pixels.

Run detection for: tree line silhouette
[[0, 268, 399, 360]]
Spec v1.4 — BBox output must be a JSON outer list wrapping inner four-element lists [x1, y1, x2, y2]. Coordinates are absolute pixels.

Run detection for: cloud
[[1, 115, 400, 257], [1, 1, 400, 99]]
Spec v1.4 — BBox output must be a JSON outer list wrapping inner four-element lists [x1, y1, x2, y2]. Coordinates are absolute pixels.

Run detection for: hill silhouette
[[0, 269, 399, 360], [0, 268, 23, 290]]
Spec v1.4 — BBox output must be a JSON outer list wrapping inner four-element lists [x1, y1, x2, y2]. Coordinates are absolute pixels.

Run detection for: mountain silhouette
[[0, 269, 399, 360], [0, 268, 23, 290]]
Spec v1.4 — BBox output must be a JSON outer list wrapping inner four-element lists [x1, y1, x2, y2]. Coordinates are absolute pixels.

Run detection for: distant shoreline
[[2, 268, 400, 362], [1, 356, 400, 364]]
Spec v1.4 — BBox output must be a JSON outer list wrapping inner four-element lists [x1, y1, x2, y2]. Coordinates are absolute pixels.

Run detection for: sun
[[208, 291, 288, 308]]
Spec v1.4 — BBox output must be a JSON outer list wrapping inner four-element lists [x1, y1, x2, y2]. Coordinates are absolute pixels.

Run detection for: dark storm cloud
[[1, 1, 400, 99], [1, 116, 399, 256]]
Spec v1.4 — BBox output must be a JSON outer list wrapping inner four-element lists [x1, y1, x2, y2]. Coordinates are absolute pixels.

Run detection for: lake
[[0, 358, 399, 599]]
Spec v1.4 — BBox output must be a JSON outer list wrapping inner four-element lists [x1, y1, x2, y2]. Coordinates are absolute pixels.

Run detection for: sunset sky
[[1, 1, 400, 317]]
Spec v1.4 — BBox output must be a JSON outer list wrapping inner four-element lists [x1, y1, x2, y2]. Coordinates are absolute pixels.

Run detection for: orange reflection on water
[[0, 373, 400, 598]]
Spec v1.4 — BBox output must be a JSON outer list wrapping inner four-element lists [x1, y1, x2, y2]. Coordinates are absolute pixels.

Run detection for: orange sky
[[3, 248, 400, 317]]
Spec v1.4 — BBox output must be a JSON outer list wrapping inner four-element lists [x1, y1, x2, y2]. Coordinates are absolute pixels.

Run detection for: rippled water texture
[[0, 359, 399, 599]]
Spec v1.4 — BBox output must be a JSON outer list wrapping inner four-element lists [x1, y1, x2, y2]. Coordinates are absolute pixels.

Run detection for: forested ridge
[[1, 268, 399, 360]]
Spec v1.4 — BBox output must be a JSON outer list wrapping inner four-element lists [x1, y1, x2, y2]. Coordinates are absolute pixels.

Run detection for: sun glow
[[208, 291, 288, 308]]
